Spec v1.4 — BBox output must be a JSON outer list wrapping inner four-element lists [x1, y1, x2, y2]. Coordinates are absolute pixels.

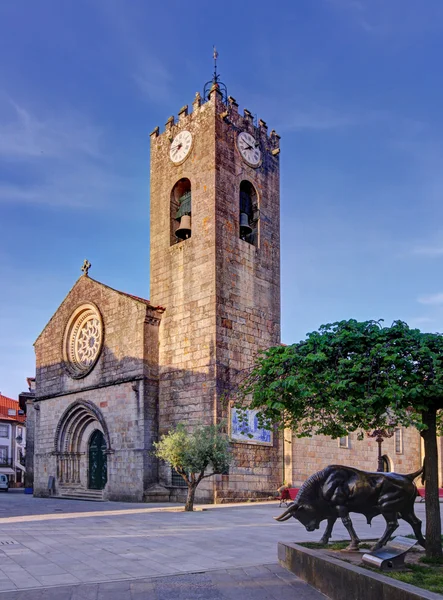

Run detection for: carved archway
[[54, 400, 112, 486]]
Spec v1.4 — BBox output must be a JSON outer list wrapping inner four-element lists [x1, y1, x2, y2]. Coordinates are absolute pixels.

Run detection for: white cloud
[[0, 167, 135, 209], [97, 3, 174, 104], [285, 107, 354, 131], [133, 59, 173, 103], [326, 0, 443, 36], [0, 96, 103, 160], [408, 316, 434, 327], [412, 245, 443, 257], [418, 293, 443, 306], [281, 106, 425, 135], [0, 95, 139, 210]]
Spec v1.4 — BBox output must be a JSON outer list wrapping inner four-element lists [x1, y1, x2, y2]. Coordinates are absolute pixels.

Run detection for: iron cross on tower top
[[81, 259, 91, 276]]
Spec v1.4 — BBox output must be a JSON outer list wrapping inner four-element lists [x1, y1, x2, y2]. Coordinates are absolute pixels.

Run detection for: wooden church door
[[88, 430, 107, 490]]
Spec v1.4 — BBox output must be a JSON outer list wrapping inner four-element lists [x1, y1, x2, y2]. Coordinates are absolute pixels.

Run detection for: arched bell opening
[[171, 178, 192, 245], [239, 180, 259, 246]]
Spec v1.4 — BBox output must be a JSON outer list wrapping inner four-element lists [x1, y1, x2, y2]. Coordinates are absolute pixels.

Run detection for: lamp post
[[368, 429, 394, 471]]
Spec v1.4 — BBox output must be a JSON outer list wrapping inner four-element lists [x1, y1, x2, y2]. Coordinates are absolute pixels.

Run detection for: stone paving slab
[[0, 490, 434, 595], [0, 564, 328, 600]]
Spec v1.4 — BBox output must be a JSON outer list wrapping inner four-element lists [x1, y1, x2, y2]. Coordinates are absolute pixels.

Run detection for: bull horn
[[274, 504, 298, 522], [406, 465, 424, 482]]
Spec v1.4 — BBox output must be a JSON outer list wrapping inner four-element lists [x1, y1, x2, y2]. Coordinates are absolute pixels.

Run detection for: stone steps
[[57, 488, 105, 502]]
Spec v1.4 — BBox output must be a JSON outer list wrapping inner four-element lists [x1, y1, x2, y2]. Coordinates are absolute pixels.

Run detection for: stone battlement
[[150, 87, 280, 152]]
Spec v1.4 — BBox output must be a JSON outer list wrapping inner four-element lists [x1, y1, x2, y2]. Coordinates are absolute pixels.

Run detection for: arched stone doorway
[[54, 400, 112, 490], [88, 430, 107, 490], [381, 455, 391, 472]]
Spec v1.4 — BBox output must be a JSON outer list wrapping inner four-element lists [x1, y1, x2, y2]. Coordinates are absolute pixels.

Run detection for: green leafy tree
[[235, 319, 443, 558], [153, 423, 231, 511]]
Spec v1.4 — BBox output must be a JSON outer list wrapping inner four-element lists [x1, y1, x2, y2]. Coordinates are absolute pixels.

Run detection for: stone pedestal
[[143, 483, 171, 503]]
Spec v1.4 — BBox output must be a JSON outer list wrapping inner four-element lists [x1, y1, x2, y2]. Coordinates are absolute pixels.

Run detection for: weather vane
[[203, 45, 227, 103], [81, 259, 91, 276], [213, 45, 219, 83]]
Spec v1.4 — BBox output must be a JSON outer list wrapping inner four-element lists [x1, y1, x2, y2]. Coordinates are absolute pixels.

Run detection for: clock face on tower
[[170, 130, 193, 164], [237, 131, 261, 167]]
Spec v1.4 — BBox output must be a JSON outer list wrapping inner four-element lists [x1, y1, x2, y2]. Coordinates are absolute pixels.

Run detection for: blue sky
[[1, 0, 443, 399]]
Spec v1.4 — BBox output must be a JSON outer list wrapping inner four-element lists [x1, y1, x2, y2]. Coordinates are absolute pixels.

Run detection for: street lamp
[[367, 428, 394, 471]]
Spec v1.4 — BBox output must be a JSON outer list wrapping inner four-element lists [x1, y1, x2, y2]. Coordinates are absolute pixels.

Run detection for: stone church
[[31, 71, 421, 503]]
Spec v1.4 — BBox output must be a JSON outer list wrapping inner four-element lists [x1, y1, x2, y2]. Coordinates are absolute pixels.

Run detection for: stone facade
[[33, 276, 163, 501], [31, 81, 422, 504], [149, 88, 282, 502]]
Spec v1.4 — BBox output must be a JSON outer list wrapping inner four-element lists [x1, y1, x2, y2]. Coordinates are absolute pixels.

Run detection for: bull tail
[[406, 463, 424, 483]]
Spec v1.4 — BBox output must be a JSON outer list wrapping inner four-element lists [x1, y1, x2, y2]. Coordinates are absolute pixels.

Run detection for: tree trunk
[[421, 408, 442, 559], [185, 483, 197, 512]]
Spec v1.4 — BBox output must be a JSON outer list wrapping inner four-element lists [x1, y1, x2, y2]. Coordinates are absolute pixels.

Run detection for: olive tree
[[153, 423, 231, 511], [235, 320, 443, 558]]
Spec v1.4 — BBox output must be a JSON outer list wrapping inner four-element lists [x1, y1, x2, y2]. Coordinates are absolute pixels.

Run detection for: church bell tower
[[149, 57, 282, 501]]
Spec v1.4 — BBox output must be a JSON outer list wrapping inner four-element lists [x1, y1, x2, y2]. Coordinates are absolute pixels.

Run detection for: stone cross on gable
[[81, 259, 91, 276]]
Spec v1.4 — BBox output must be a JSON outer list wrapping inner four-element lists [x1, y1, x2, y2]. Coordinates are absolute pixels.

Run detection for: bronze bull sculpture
[[275, 465, 425, 551]]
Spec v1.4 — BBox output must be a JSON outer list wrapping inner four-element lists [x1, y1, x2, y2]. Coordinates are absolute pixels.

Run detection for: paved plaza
[[0, 491, 433, 598]]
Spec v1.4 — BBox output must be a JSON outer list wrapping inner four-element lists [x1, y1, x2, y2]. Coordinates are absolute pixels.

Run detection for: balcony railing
[[0, 459, 12, 468]]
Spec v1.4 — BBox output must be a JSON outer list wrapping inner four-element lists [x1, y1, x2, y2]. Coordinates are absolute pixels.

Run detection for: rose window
[[63, 304, 103, 378]]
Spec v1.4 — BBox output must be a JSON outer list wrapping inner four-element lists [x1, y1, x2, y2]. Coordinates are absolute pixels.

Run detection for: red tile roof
[[0, 394, 26, 423]]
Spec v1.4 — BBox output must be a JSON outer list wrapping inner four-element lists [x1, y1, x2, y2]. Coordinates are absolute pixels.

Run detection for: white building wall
[[0, 420, 27, 484], [0, 420, 13, 475]]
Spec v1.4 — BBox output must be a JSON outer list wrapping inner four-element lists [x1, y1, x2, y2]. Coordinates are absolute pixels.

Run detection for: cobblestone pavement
[[0, 564, 328, 600], [0, 490, 433, 598]]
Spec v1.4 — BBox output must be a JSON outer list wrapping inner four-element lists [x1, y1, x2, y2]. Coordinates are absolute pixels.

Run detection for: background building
[[0, 394, 26, 487], [19, 377, 35, 492]]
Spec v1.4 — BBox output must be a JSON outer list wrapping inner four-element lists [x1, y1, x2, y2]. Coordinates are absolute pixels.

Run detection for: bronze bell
[[239, 212, 252, 238], [176, 214, 192, 240]]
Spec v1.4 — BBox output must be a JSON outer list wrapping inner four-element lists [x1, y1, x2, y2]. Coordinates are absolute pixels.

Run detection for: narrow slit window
[[338, 436, 349, 448], [394, 428, 403, 454]]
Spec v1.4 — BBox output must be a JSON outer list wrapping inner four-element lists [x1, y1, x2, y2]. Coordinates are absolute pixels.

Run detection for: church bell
[[239, 212, 252, 239], [175, 214, 192, 240]]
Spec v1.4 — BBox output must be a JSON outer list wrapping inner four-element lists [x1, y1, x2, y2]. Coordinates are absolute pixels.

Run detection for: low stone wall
[[278, 541, 441, 600], [215, 489, 274, 503]]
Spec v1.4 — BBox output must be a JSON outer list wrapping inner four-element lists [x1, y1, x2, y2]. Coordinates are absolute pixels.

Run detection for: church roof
[[88, 278, 163, 309], [0, 394, 26, 423], [34, 275, 164, 345]]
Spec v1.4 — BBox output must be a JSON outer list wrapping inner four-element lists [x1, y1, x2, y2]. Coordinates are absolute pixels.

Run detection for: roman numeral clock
[[236, 131, 262, 167], [170, 130, 193, 164]]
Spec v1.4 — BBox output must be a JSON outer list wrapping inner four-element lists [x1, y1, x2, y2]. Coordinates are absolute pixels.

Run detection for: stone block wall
[[150, 97, 218, 440], [35, 276, 162, 399], [214, 94, 282, 500], [150, 94, 219, 499], [33, 276, 162, 501], [33, 380, 157, 501], [290, 427, 422, 487], [149, 89, 282, 501]]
